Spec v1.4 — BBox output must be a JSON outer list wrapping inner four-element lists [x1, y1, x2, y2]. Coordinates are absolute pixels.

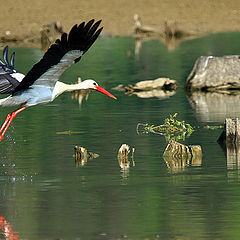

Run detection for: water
[[1, 32, 240, 239]]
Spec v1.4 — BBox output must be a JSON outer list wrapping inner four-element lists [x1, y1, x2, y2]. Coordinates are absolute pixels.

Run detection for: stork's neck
[[52, 81, 88, 100]]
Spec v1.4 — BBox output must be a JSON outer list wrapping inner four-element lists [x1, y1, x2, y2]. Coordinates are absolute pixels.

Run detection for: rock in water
[[185, 55, 240, 91]]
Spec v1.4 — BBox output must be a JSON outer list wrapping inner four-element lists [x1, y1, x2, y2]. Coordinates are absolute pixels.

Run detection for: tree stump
[[74, 146, 99, 167], [218, 118, 240, 171], [163, 140, 202, 170], [118, 144, 135, 169], [218, 118, 240, 144]]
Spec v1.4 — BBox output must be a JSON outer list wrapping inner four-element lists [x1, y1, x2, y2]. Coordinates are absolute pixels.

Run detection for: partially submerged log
[[74, 146, 99, 167], [163, 140, 202, 170], [126, 78, 177, 91], [186, 55, 240, 92], [118, 144, 135, 169], [113, 78, 177, 98]]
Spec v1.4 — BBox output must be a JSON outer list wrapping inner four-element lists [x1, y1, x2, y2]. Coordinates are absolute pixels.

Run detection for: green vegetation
[[137, 113, 194, 141], [204, 125, 223, 130], [56, 130, 83, 135]]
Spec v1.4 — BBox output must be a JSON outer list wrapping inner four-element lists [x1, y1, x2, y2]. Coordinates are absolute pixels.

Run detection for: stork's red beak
[[95, 86, 117, 99]]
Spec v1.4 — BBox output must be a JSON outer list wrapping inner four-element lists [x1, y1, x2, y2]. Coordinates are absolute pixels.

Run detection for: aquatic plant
[[137, 113, 194, 141], [204, 125, 223, 130]]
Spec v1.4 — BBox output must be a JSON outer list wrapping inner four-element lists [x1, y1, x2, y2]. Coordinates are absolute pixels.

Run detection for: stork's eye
[[93, 82, 97, 86]]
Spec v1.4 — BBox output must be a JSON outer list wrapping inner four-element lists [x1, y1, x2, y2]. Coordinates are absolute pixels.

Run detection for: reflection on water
[[0, 214, 19, 240], [71, 77, 91, 105], [72, 89, 90, 105], [131, 89, 176, 99], [218, 140, 240, 181], [187, 91, 240, 122]]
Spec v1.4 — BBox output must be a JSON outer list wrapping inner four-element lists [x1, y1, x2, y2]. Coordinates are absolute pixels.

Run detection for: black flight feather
[[0, 46, 20, 94], [13, 19, 103, 93]]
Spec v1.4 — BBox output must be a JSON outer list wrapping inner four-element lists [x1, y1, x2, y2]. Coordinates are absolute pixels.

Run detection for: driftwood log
[[133, 14, 159, 36], [163, 140, 202, 170], [185, 55, 240, 92], [126, 78, 177, 91], [113, 78, 177, 99]]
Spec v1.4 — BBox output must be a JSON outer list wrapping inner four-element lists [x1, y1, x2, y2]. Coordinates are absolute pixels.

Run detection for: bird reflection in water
[[71, 77, 91, 106], [0, 214, 19, 240]]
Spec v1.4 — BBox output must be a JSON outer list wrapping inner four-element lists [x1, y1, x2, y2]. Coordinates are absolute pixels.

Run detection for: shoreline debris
[[133, 14, 204, 51], [133, 14, 159, 36]]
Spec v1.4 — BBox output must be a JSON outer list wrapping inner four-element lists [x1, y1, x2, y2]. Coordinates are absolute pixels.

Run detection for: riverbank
[[0, 0, 239, 44]]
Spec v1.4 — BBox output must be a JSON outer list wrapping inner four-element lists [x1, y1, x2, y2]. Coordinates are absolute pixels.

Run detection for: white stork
[[0, 19, 116, 142]]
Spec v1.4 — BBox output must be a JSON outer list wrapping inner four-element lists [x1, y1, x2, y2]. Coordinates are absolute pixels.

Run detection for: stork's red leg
[[0, 107, 26, 142]]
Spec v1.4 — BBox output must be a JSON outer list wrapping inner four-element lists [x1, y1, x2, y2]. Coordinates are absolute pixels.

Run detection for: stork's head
[[81, 79, 116, 99]]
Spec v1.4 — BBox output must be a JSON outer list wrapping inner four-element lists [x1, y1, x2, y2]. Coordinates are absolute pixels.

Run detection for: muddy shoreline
[[0, 0, 240, 47]]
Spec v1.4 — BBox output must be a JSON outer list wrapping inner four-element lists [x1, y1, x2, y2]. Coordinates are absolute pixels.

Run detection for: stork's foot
[[0, 107, 26, 142]]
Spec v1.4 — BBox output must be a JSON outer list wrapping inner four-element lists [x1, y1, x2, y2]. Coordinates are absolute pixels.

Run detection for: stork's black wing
[[0, 46, 24, 94], [13, 19, 103, 93]]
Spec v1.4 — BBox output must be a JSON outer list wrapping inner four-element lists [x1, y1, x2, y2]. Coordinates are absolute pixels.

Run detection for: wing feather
[[0, 46, 24, 94], [13, 19, 103, 93]]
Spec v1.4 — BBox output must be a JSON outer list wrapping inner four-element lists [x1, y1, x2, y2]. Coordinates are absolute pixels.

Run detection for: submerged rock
[[186, 55, 240, 91]]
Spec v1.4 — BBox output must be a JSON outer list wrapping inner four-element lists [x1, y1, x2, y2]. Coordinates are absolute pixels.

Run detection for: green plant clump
[[138, 113, 194, 141]]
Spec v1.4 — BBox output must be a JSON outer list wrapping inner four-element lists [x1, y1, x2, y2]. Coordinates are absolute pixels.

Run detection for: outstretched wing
[[13, 19, 103, 93], [0, 46, 25, 94]]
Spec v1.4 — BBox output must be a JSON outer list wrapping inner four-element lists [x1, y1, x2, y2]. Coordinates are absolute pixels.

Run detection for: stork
[[0, 19, 116, 142]]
